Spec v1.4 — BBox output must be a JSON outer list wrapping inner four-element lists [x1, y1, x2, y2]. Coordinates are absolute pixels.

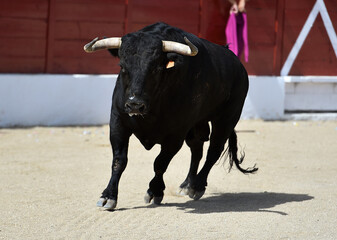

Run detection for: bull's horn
[[162, 37, 198, 56], [84, 37, 122, 53]]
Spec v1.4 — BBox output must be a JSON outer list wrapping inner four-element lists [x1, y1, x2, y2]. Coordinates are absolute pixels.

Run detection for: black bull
[[84, 22, 257, 210]]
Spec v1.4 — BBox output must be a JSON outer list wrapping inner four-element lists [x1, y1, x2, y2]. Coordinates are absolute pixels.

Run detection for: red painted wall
[[282, 0, 337, 75], [0, 0, 48, 72], [0, 0, 336, 75]]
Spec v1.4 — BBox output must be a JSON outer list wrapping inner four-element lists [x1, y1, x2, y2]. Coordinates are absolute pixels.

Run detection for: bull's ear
[[108, 49, 119, 58]]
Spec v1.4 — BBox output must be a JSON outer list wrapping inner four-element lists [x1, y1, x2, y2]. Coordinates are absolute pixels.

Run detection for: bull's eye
[[120, 66, 128, 74], [119, 63, 127, 73]]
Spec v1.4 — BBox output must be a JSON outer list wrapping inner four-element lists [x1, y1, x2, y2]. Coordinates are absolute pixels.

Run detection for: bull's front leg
[[97, 115, 131, 210], [144, 138, 184, 205]]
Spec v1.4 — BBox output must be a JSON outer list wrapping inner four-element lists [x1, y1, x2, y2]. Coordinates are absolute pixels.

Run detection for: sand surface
[[0, 120, 336, 240]]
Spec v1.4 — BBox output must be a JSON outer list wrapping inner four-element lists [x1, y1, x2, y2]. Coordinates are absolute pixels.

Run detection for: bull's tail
[[227, 130, 258, 174]]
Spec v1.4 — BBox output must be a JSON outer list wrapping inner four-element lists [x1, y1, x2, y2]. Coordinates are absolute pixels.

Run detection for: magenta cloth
[[225, 12, 249, 62]]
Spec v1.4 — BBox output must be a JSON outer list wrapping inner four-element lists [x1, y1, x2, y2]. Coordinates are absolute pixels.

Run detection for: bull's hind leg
[[189, 113, 257, 200], [145, 138, 184, 205], [179, 122, 209, 196], [188, 113, 241, 200]]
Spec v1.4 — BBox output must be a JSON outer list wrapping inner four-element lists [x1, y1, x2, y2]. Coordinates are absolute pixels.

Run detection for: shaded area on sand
[[117, 192, 314, 215]]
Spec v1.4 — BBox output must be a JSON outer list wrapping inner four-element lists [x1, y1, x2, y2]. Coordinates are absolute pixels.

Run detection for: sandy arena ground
[[0, 120, 336, 240]]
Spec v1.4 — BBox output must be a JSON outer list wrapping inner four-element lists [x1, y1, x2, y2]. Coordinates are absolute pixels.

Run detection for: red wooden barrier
[[0, 0, 336, 75], [0, 0, 48, 73]]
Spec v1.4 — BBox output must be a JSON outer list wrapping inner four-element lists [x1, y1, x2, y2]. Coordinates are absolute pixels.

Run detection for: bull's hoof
[[153, 196, 163, 205], [188, 188, 205, 201], [192, 190, 205, 200], [144, 192, 153, 204], [97, 198, 117, 210], [103, 199, 117, 210], [97, 197, 107, 207], [144, 190, 163, 205]]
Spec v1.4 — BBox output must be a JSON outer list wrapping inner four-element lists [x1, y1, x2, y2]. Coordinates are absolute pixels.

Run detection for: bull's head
[[84, 34, 198, 117]]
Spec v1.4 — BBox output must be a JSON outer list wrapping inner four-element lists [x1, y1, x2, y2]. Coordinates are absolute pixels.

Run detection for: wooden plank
[[248, 0, 277, 9], [130, 1, 199, 25], [0, 38, 46, 57], [203, 23, 227, 45], [242, 1, 277, 75], [0, 18, 47, 38], [273, 0, 285, 75], [54, 21, 124, 40], [284, 10, 316, 27], [131, 9, 199, 26], [53, 1, 125, 21], [123, 0, 129, 34], [325, 0, 337, 19], [0, 0, 48, 19], [131, 0, 197, 9], [56, 0, 120, 4], [177, 24, 199, 35], [247, 9, 276, 27], [0, 57, 45, 73], [125, 0, 132, 33], [284, 0, 316, 9], [45, 0, 56, 73], [128, 0, 199, 35], [197, 0, 202, 37], [248, 27, 276, 45], [199, 0, 209, 39], [243, 46, 275, 75], [131, 11, 198, 26], [50, 57, 120, 74], [132, 0, 196, 5], [290, 59, 337, 75], [199, 0, 230, 44], [46, 0, 126, 73], [129, 23, 199, 35], [0, 0, 48, 73]]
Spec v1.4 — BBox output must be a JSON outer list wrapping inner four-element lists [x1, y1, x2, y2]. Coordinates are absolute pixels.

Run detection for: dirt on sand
[[0, 120, 336, 239]]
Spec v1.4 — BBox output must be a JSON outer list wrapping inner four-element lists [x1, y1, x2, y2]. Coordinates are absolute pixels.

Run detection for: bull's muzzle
[[125, 98, 147, 117]]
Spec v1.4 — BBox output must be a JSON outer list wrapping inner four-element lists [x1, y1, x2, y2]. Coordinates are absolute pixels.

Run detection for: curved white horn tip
[[184, 37, 198, 56], [83, 37, 99, 53]]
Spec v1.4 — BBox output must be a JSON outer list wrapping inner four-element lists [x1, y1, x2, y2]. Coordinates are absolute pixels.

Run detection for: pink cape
[[225, 12, 249, 62]]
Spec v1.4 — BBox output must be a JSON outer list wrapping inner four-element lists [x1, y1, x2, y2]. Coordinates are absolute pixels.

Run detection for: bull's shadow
[[161, 192, 314, 215]]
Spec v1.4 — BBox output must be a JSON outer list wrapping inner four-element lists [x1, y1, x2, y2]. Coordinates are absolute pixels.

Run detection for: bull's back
[[193, 39, 248, 119]]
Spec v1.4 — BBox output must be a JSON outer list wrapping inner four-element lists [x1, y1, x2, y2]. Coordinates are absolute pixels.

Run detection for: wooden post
[[198, 0, 203, 38], [125, 0, 132, 34], [273, 0, 285, 75], [45, 0, 56, 73], [124, 0, 129, 35]]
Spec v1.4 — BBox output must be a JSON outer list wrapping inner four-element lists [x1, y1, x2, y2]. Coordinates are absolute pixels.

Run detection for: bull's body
[[85, 22, 257, 210]]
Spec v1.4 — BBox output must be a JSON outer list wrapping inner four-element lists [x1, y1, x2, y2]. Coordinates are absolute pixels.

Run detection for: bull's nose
[[125, 101, 146, 114]]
